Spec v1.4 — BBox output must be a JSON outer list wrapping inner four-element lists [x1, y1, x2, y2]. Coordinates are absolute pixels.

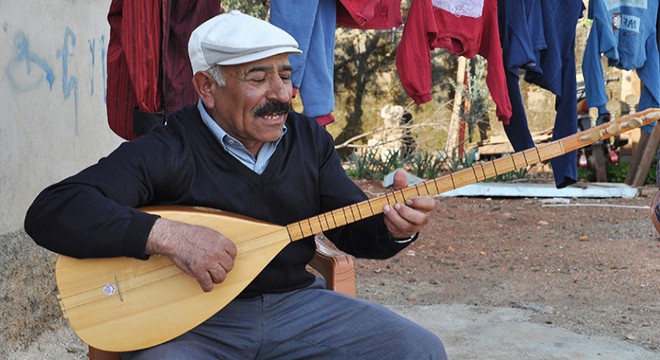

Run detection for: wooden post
[[445, 56, 468, 154], [625, 131, 649, 184], [631, 124, 660, 186]]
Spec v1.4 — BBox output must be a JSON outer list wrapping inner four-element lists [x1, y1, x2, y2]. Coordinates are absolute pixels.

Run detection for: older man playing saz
[[25, 11, 447, 360]]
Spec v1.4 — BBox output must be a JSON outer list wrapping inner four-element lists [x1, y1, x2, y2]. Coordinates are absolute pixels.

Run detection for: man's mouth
[[253, 101, 291, 118], [261, 111, 287, 120]]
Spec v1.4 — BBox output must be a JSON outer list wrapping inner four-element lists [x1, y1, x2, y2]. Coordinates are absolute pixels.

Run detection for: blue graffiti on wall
[[6, 28, 108, 135], [89, 38, 96, 96], [57, 27, 80, 133], [100, 35, 107, 103], [87, 35, 108, 100], [7, 31, 55, 92], [87, 35, 108, 102]]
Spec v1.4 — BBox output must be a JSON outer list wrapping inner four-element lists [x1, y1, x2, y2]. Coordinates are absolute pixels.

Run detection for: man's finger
[[208, 266, 228, 284], [196, 271, 214, 292], [392, 169, 408, 190]]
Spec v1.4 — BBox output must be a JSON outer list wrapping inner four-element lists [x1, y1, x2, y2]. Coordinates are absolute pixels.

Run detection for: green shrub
[[410, 150, 447, 179], [345, 149, 379, 180], [605, 156, 656, 184], [606, 161, 628, 183], [344, 147, 531, 182], [345, 146, 657, 186]]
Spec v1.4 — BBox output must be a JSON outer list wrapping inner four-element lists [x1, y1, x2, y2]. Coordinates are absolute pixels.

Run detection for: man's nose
[[267, 76, 292, 103]]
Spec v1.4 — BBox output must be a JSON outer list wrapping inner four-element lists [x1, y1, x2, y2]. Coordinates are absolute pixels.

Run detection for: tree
[[333, 29, 400, 157], [333, 26, 457, 157], [221, 0, 268, 17]]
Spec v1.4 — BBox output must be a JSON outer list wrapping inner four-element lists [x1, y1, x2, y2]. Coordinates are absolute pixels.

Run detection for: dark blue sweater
[[25, 105, 408, 296]]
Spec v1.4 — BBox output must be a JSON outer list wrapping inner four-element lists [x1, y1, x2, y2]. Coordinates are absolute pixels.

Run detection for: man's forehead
[[231, 56, 292, 75]]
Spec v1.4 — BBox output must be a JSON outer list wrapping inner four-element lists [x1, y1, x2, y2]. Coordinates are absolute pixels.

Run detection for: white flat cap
[[188, 10, 302, 74]]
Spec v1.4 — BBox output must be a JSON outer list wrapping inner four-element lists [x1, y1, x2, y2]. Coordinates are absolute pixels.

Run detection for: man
[[25, 11, 447, 359]]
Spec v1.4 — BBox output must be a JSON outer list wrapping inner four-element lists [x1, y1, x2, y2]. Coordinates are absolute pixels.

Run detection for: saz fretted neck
[[286, 108, 660, 240]]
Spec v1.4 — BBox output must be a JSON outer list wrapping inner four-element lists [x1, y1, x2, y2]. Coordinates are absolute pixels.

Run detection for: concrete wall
[[0, 0, 122, 233]]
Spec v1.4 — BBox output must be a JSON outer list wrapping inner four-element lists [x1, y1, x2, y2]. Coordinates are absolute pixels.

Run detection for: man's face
[[208, 54, 293, 155]]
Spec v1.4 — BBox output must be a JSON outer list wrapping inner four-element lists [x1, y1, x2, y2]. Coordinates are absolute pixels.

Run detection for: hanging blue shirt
[[583, 0, 660, 133]]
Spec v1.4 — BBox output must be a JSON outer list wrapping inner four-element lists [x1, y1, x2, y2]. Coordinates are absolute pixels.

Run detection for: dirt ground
[[354, 179, 660, 354], [1, 180, 659, 358]]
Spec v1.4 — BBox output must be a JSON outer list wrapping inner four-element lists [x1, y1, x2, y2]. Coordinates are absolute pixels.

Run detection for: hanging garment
[[498, 0, 545, 151], [337, 0, 403, 30], [270, 0, 337, 125], [498, 0, 545, 77], [499, 0, 583, 188], [106, 0, 220, 140], [396, 0, 512, 123], [582, 0, 660, 133], [162, 1, 220, 118]]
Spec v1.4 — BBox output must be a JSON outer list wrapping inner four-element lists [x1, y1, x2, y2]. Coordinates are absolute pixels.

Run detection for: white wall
[[0, 0, 122, 233]]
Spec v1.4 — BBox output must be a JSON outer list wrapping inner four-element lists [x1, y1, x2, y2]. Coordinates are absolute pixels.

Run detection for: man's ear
[[192, 72, 215, 108]]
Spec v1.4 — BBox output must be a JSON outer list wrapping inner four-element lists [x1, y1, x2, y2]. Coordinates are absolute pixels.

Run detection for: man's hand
[[383, 169, 437, 239], [146, 218, 237, 292]]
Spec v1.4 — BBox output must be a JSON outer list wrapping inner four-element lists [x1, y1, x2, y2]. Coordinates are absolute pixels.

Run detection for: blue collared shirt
[[197, 100, 286, 175]]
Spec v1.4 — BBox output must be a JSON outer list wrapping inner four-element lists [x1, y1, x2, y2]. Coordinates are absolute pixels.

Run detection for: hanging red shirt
[[337, 0, 403, 30], [396, 0, 511, 123]]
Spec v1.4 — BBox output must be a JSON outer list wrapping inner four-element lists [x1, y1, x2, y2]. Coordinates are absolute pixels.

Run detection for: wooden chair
[[88, 235, 356, 360]]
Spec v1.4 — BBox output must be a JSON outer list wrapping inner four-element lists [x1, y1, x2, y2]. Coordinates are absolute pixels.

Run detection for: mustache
[[253, 101, 291, 117]]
